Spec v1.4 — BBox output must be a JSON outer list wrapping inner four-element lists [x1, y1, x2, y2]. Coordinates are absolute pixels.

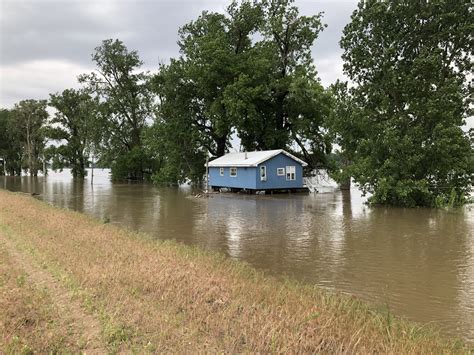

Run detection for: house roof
[[207, 149, 308, 167]]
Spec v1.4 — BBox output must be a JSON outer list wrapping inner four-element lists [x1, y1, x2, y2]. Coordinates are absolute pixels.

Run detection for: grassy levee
[[0, 243, 86, 353], [0, 189, 470, 353]]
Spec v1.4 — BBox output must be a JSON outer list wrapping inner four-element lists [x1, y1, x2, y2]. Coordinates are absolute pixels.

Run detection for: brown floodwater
[[1, 169, 473, 342]]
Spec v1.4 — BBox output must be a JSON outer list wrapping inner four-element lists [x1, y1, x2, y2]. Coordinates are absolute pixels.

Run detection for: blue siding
[[256, 154, 304, 189], [209, 166, 257, 189], [209, 152, 304, 190]]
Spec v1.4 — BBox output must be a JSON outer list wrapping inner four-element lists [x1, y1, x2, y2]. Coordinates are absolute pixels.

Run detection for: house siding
[[255, 154, 304, 189], [209, 166, 257, 189], [209, 152, 304, 190]]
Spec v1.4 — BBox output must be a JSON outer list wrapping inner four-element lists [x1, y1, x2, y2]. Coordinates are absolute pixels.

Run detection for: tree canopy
[[0, 109, 23, 175], [79, 39, 154, 180], [12, 100, 49, 176], [48, 89, 99, 178], [336, 0, 473, 207], [149, 0, 330, 184]]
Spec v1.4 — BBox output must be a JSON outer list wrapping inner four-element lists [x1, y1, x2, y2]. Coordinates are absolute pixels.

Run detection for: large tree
[[149, 61, 208, 184], [0, 108, 23, 175], [79, 39, 153, 180], [148, 1, 263, 183], [338, 0, 473, 207], [48, 89, 99, 178], [224, 0, 331, 167], [153, 1, 262, 159], [12, 100, 49, 176], [153, 0, 331, 180]]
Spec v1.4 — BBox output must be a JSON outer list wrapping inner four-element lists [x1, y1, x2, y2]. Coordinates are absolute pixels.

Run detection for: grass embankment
[[0, 189, 469, 353]]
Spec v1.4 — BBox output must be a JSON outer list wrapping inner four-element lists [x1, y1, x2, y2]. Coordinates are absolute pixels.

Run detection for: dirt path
[[0, 232, 106, 353]]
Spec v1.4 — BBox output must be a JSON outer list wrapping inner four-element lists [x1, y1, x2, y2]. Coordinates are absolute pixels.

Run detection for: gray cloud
[[0, 0, 224, 67], [1, 0, 358, 108]]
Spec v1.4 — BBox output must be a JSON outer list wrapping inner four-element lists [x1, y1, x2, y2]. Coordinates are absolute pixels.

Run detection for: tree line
[[1, 0, 472, 207]]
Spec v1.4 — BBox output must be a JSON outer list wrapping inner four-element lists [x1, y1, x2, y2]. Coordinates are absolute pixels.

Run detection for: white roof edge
[[206, 149, 308, 167]]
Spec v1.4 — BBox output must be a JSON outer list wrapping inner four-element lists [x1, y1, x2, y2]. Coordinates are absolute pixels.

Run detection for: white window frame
[[260, 165, 267, 181], [230, 167, 237, 177], [286, 166, 296, 181], [277, 167, 285, 176], [219, 167, 224, 176]]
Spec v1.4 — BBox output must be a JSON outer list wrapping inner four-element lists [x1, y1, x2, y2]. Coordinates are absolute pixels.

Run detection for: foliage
[[152, 1, 262, 162], [109, 145, 156, 181], [152, 0, 331, 176], [148, 60, 208, 184], [224, 0, 331, 169], [79, 39, 154, 180], [337, 0, 473, 207], [0, 109, 23, 175], [48, 89, 100, 178], [12, 100, 49, 176], [148, 1, 266, 184], [144, 81, 207, 185]]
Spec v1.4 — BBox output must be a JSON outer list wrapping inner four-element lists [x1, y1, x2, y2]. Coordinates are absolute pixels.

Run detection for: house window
[[260, 166, 267, 181], [277, 168, 285, 176], [286, 166, 296, 180], [219, 167, 224, 176], [230, 167, 237, 177]]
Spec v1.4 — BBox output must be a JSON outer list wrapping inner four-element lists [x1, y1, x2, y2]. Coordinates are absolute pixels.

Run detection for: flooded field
[[1, 169, 473, 342]]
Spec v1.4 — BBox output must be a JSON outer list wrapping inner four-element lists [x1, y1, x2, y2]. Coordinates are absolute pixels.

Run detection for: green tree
[[79, 39, 153, 180], [224, 0, 330, 167], [48, 89, 99, 178], [149, 61, 207, 184], [153, 1, 263, 159], [148, 1, 263, 184], [153, 0, 331, 180], [338, 0, 473, 207], [12, 100, 49, 176], [326, 81, 363, 189], [0, 108, 23, 175]]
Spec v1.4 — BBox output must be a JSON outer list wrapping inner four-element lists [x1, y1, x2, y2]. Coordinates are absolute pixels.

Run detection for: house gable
[[255, 153, 304, 190]]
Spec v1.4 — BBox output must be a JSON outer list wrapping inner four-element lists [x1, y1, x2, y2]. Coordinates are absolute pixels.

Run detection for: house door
[[260, 166, 267, 181]]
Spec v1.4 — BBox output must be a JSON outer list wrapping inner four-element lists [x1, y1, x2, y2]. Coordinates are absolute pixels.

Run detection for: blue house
[[207, 149, 308, 192]]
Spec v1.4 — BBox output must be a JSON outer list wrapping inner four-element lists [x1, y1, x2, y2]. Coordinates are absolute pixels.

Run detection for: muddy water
[[1, 169, 473, 342]]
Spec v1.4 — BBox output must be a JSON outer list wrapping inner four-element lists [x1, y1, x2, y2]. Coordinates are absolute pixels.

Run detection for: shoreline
[[0, 189, 470, 352]]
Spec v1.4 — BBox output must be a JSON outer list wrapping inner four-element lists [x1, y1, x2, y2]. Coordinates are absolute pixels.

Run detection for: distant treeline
[[1, 0, 472, 207]]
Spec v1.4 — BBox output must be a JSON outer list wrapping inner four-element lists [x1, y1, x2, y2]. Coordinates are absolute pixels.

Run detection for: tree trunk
[[215, 135, 227, 157], [42, 155, 47, 176], [26, 117, 33, 176], [339, 176, 351, 190], [78, 155, 85, 178]]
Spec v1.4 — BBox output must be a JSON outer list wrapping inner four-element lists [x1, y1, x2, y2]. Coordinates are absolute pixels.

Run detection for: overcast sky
[[0, 0, 357, 108]]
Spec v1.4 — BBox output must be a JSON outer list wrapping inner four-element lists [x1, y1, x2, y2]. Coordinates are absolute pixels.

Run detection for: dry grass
[[0, 242, 89, 353], [0, 189, 470, 353]]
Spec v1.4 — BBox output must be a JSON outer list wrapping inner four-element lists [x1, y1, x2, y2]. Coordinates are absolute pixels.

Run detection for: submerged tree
[[48, 89, 99, 178], [12, 100, 49, 176], [152, 0, 332, 180], [0, 108, 23, 175], [338, 0, 473, 207], [149, 1, 263, 183], [149, 61, 208, 184], [79, 39, 153, 180]]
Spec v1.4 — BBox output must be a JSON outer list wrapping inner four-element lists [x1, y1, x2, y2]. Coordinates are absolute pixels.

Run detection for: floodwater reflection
[[0, 169, 473, 342]]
